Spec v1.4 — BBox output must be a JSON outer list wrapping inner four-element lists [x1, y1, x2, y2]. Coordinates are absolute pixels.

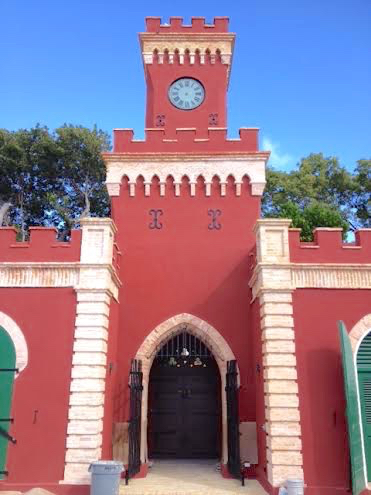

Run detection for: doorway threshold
[[120, 459, 267, 495]]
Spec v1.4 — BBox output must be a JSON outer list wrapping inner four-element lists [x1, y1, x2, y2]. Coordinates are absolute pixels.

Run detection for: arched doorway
[[0, 327, 16, 479], [135, 313, 239, 466], [357, 331, 371, 481], [148, 330, 221, 459]]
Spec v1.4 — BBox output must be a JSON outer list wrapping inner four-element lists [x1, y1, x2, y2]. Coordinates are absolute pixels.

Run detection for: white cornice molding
[[139, 32, 235, 80], [105, 156, 267, 197], [0, 262, 121, 299], [103, 152, 270, 162], [249, 262, 371, 301]]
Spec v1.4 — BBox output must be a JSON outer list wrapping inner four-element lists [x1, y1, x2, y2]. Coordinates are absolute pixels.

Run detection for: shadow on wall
[[305, 348, 350, 489]]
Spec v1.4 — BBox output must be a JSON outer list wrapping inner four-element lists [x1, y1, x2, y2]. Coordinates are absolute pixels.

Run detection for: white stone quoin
[[250, 219, 303, 486], [62, 218, 120, 485]]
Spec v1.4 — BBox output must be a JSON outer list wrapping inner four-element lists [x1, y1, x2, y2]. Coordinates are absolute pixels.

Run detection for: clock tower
[[141, 16, 234, 134], [102, 15, 271, 484]]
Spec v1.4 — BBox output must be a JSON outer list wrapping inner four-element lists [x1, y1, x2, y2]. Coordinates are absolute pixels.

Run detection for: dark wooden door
[[148, 359, 220, 459]]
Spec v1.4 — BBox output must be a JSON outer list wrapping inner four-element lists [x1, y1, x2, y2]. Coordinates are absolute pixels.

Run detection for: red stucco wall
[[101, 298, 120, 459], [289, 229, 371, 264], [0, 288, 76, 486], [0, 228, 81, 262], [293, 289, 371, 494], [112, 176, 260, 427], [145, 60, 228, 132], [249, 297, 270, 490]]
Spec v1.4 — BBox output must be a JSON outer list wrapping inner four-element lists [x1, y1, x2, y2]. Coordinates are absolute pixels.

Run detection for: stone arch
[[349, 314, 371, 485], [0, 312, 28, 375], [349, 314, 371, 354], [135, 313, 237, 465]]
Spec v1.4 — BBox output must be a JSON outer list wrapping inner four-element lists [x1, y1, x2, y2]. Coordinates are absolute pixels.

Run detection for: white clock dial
[[168, 78, 205, 110]]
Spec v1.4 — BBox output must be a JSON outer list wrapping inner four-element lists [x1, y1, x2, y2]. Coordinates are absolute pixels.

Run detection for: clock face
[[168, 78, 205, 110]]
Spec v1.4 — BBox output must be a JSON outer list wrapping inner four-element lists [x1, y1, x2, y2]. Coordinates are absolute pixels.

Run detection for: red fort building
[[0, 16, 370, 495]]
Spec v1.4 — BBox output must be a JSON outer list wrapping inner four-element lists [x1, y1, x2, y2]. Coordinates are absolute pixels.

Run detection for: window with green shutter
[[357, 331, 371, 482], [338, 321, 366, 495], [0, 326, 16, 479]]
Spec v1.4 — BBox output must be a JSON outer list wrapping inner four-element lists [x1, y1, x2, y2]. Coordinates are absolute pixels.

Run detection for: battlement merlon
[[289, 227, 371, 263], [0, 227, 82, 262], [140, 17, 235, 82], [253, 220, 371, 268], [108, 127, 269, 153], [145, 16, 230, 33]]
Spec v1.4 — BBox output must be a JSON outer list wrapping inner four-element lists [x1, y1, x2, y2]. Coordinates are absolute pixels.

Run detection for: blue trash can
[[89, 461, 124, 495]]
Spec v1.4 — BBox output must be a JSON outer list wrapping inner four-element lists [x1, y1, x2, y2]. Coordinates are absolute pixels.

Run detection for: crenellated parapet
[[289, 227, 371, 264], [0, 227, 82, 262], [140, 17, 234, 80], [111, 127, 260, 153], [145, 16, 230, 33]]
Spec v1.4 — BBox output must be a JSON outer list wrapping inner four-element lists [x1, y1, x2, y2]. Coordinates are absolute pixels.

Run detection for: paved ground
[[120, 459, 268, 495]]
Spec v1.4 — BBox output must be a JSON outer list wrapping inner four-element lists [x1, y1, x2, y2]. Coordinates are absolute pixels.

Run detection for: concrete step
[[120, 460, 267, 495]]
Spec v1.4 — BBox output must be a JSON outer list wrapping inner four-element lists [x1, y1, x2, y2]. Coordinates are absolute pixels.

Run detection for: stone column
[[251, 219, 303, 486], [62, 218, 119, 484]]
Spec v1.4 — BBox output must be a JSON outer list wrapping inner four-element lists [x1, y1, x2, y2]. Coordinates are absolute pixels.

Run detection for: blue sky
[[1, 0, 370, 171]]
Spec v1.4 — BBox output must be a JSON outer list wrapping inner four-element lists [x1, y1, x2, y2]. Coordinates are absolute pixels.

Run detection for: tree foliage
[[0, 125, 110, 238], [0, 128, 369, 242], [262, 153, 370, 240]]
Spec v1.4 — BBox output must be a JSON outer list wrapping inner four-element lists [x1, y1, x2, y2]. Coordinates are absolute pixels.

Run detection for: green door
[[357, 331, 371, 481], [338, 321, 366, 495], [0, 326, 16, 479]]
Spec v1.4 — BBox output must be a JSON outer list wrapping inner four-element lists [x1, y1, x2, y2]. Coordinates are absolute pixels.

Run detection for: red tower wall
[[112, 176, 260, 428], [144, 59, 228, 132], [142, 16, 232, 132]]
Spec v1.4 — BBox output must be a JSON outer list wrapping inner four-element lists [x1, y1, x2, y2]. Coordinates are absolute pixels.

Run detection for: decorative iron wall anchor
[[149, 209, 163, 229], [208, 209, 222, 230], [155, 114, 165, 126], [209, 113, 219, 126]]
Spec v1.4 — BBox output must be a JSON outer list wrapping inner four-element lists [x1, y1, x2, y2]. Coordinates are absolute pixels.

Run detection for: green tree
[[0, 125, 111, 238], [47, 125, 111, 235], [262, 153, 369, 240], [0, 126, 59, 240], [351, 159, 371, 228]]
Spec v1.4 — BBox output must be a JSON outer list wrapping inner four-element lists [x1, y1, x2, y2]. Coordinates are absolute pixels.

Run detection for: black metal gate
[[126, 359, 143, 484], [226, 360, 241, 480]]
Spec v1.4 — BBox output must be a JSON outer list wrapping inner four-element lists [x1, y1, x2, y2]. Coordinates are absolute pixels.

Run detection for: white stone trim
[[292, 264, 371, 289], [104, 156, 267, 197], [250, 220, 303, 486], [0, 311, 28, 374], [350, 315, 371, 486], [250, 264, 371, 301], [53, 219, 120, 485], [135, 313, 237, 467], [0, 264, 79, 287], [349, 314, 371, 353], [139, 32, 235, 81]]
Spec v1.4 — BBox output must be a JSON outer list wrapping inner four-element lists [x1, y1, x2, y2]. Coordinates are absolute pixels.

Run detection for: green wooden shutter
[[338, 320, 366, 495], [357, 332, 371, 481], [0, 327, 16, 479]]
